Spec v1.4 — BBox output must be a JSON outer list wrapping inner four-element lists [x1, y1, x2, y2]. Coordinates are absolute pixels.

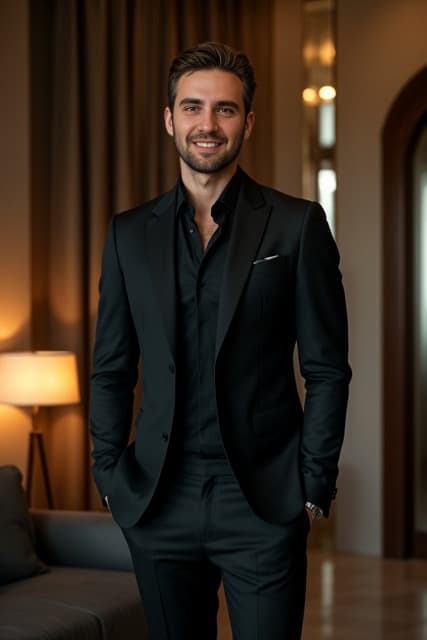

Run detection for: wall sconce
[[0, 351, 80, 507], [302, 85, 336, 105]]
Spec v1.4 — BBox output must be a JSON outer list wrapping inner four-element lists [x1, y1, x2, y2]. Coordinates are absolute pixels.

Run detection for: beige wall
[[0, 0, 31, 476], [336, 0, 427, 555]]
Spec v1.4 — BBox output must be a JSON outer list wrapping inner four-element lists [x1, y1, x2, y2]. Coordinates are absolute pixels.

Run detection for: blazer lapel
[[215, 174, 272, 360], [145, 186, 177, 362]]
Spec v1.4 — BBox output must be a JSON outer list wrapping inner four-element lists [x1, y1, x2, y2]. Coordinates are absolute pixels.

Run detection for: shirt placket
[[187, 211, 222, 456]]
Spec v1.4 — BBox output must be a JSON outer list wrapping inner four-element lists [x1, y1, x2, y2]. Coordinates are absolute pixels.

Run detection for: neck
[[180, 161, 238, 217]]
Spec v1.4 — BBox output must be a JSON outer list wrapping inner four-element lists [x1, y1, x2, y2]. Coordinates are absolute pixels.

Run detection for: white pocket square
[[252, 254, 280, 265]]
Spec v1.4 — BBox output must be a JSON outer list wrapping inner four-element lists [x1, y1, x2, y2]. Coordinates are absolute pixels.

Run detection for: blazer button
[[169, 363, 175, 374], [162, 432, 169, 442]]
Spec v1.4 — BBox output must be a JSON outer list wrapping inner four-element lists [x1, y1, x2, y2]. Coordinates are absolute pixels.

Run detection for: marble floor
[[217, 550, 427, 639]]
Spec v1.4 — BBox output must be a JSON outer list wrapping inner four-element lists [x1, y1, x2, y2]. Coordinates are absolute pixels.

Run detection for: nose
[[198, 109, 218, 133]]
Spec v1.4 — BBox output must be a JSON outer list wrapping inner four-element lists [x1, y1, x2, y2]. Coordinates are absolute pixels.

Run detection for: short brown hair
[[167, 42, 256, 115]]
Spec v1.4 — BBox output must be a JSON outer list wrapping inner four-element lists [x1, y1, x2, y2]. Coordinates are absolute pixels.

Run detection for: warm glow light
[[303, 41, 335, 66], [319, 85, 336, 101], [0, 312, 29, 342], [303, 87, 319, 105], [303, 43, 317, 64], [0, 351, 80, 407], [319, 41, 336, 66]]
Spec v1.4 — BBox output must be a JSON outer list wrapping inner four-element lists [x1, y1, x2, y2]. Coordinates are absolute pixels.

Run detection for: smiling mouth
[[190, 134, 226, 148], [194, 142, 221, 148]]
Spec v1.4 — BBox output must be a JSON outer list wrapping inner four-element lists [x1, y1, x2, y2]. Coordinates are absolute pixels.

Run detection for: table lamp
[[0, 351, 80, 507]]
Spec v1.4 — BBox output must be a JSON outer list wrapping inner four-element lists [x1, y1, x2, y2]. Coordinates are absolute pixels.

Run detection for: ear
[[164, 107, 174, 137], [244, 111, 255, 140]]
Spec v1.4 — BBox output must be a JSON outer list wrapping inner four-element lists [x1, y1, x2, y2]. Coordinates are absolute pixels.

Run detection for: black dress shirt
[[174, 168, 242, 459]]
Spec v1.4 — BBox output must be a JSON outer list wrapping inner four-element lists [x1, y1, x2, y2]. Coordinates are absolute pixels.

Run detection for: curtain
[[30, 0, 273, 510]]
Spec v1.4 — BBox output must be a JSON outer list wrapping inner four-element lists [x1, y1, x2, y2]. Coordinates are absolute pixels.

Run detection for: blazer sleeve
[[89, 216, 140, 503], [295, 202, 352, 516]]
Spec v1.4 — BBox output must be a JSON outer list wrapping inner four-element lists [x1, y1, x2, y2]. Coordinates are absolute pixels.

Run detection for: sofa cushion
[[0, 465, 47, 585], [0, 566, 147, 639]]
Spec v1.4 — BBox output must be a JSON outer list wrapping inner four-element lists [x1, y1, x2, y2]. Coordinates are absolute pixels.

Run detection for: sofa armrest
[[31, 509, 133, 572]]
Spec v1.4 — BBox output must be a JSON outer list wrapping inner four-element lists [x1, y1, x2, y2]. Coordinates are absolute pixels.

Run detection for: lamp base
[[26, 431, 54, 508]]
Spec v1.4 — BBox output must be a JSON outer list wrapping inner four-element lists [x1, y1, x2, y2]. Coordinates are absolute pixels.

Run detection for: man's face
[[164, 69, 255, 175]]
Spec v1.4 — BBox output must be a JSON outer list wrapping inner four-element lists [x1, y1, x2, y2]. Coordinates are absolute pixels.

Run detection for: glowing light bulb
[[319, 85, 336, 101], [302, 87, 318, 105], [319, 41, 336, 66]]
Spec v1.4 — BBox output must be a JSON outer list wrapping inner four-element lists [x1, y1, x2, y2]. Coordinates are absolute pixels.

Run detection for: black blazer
[[90, 170, 351, 528]]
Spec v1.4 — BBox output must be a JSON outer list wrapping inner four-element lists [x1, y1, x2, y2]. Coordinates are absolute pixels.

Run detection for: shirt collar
[[176, 166, 243, 227]]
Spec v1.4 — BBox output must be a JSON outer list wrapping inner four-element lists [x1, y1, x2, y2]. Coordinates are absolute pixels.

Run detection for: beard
[[172, 128, 246, 174]]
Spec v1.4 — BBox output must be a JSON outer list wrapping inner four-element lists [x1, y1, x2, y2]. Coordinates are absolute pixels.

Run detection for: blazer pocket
[[251, 254, 287, 276]]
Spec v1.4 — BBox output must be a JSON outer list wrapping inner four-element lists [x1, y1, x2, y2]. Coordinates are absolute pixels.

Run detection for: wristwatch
[[305, 501, 324, 520]]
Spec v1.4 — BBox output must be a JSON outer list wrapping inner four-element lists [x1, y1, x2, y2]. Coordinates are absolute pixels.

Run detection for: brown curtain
[[30, 0, 273, 510]]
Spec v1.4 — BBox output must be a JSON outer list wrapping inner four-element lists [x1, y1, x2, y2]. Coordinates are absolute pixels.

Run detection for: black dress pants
[[121, 459, 309, 640]]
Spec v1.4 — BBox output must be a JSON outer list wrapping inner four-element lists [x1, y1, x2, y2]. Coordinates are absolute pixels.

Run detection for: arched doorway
[[383, 66, 427, 558]]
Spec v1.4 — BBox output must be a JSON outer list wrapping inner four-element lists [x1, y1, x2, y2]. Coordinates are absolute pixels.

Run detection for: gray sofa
[[0, 466, 147, 640]]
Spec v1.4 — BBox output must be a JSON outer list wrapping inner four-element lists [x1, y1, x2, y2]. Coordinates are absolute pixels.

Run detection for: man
[[90, 42, 351, 639]]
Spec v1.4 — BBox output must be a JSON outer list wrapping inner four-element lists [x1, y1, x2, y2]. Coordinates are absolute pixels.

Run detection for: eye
[[183, 105, 200, 113], [217, 106, 235, 116]]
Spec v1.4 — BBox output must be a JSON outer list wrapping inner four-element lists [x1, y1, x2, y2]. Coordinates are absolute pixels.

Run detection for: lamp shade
[[0, 351, 80, 407]]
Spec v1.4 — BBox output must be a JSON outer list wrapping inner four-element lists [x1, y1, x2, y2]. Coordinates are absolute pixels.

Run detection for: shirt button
[[189, 227, 195, 234], [169, 363, 175, 374], [162, 432, 169, 442]]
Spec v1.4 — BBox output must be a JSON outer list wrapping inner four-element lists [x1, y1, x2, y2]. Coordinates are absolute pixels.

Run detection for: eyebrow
[[178, 98, 241, 110]]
